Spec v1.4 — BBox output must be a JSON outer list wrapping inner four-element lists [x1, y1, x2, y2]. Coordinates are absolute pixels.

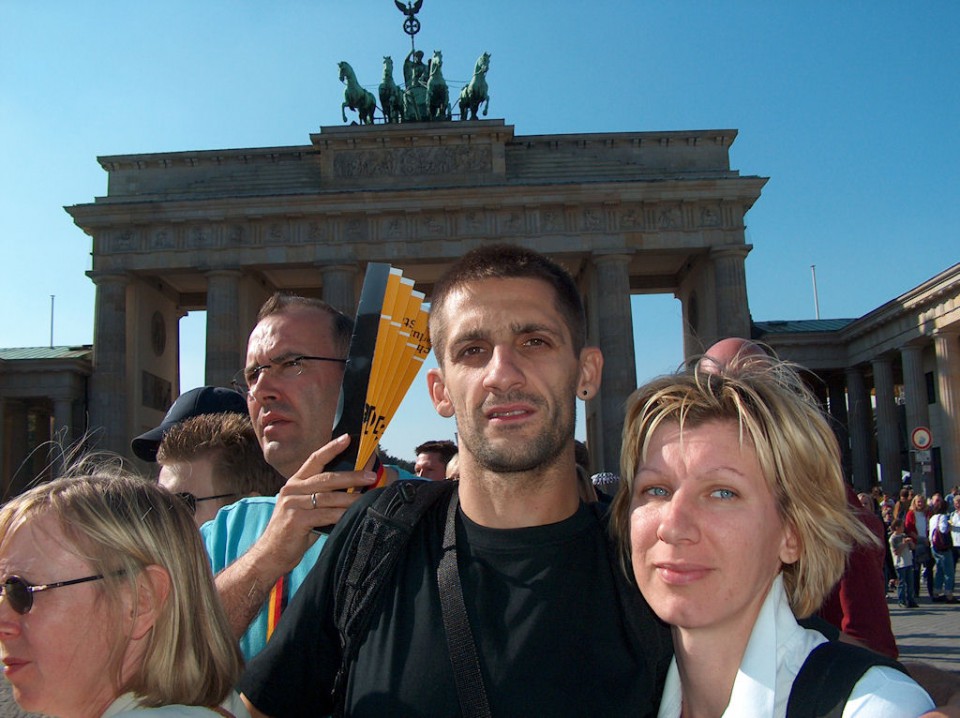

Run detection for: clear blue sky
[[2, 2, 957, 461]]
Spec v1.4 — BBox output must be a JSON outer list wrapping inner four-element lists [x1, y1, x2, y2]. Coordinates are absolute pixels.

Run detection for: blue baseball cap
[[131, 386, 248, 462]]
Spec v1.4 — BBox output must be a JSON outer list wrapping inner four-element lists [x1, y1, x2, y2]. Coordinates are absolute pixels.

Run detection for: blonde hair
[[0, 470, 242, 706], [611, 355, 878, 618]]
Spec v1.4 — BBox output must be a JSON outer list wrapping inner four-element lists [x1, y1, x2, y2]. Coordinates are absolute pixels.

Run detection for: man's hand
[[216, 434, 377, 639]]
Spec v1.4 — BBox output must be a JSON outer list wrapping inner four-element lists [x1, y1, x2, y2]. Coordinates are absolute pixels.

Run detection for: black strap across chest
[[437, 489, 493, 718]]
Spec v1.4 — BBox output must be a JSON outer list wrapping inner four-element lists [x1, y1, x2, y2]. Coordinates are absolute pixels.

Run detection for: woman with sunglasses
[[611, 351, 934, 717], [0, 471, 248, 717]]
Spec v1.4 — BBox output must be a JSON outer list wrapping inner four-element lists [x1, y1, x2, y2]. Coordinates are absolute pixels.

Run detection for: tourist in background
[[905, 494, 935, 601]]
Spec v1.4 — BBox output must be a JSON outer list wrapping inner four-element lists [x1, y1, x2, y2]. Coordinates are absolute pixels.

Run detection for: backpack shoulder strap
[[332, 479, 457, 716], [786, 640, 907, 718]]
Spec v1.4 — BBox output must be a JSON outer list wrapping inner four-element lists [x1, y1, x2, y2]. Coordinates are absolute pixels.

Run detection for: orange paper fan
[[329, 263, 431, 483]]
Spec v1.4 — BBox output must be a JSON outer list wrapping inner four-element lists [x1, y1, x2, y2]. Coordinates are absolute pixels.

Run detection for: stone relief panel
[[225, 225, 245, 246], [187, 226, 215, 250], [618, 207, 645, 230], [581, 208, 605, 232], [333, 145, 493, 180], [308, 221, 330, 243], [382, 216, 407, 240], [540, 209, 564, 233], [498, 210, 525, 235], [459, 210, 487, 235], [111, 229, 138, 252], [344, 218, 368, 242], [657, 205, 683, 230], [151, 229, 175, 251], [266, 223, 287, 245], [420, 214, 447, 238], [700, 205, 721, 228]]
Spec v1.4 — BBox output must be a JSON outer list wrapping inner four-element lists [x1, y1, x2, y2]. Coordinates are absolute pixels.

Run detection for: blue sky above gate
[[1, 1, 957, 460]]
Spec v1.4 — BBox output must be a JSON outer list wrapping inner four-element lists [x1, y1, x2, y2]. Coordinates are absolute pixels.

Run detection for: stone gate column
[[934, 330, 960, 490], [206, 269, 243, 387], [592, 253, 636, 473], [89, 272, 129, 455], [827, 374, 851, 479], [320, 264, 358, 316], [711, 246, 751, 341], [872, 357, 900, 492], [901, 344, 932, 492], [846, 366, 876, 492]]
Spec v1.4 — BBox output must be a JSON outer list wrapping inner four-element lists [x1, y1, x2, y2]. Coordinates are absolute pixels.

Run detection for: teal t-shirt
[[200, 496, 328, 661]]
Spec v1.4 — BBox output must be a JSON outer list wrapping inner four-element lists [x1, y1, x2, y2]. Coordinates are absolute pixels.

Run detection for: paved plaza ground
[[889, 592, 960, 672]]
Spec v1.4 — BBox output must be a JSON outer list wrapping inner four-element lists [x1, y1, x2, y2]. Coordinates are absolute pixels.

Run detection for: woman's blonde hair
[[610, 352, 878, 618], [0, 470, 242, 706]]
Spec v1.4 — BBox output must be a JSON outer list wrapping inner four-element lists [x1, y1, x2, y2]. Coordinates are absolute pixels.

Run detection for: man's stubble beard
[[460, 384, 578, 478]]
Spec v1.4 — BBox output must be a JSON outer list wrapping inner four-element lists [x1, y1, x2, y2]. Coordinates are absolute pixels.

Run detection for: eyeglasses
[[231, 355, 347, 395], [175, 491, 238, 515], [0, 574, 106, 615]]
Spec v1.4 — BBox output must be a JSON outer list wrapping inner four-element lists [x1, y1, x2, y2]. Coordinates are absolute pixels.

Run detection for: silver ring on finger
[[311, 492, 318, 509]]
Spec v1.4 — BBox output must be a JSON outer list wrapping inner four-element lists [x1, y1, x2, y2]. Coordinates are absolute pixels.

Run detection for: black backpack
[[330, 479, 671, 717], [786, 640, 908, 718]]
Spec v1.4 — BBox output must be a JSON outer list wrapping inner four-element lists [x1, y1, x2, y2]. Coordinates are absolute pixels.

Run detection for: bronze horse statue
[[379, 56, 402, 124], [426, 50, 451, 121], [338, 61, 376, 125], [458, 52, 491, 120]]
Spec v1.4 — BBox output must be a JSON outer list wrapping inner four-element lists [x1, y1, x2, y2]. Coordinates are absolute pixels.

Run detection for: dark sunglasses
[[0, 574, 106, 615], [175, 492, 237, 515]]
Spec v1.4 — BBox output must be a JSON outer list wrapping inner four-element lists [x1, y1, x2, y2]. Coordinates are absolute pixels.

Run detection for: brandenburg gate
[[66, 120, 766, 471]]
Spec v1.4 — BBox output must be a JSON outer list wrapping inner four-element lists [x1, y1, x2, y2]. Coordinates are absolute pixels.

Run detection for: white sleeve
[[842, 665, 935, 717]]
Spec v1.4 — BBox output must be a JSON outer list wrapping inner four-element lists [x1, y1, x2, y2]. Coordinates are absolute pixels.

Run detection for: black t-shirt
[[240, 487, 668, 717]]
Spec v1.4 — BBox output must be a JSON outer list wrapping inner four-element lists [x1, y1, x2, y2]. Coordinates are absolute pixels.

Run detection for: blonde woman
[[0, 472, 248, 717], [611, 355, 933, 717]]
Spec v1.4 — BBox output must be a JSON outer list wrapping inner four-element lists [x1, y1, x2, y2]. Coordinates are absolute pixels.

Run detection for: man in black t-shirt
[[240, 245, 671, 717]]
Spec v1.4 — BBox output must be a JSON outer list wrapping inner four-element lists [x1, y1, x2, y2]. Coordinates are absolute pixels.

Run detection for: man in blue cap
[[131, 385, 248, 462]]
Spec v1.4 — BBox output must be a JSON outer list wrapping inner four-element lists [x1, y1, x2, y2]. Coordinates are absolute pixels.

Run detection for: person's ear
[[128, 565, 171, 640], [576, 347, 603, 401], [427, 368, 455, 418], [779, 522, 801, 566]]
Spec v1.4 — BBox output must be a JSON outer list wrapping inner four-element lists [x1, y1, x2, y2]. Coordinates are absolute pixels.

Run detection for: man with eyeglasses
[[201, 292, 412, 659], [156, 412, 285, 527]]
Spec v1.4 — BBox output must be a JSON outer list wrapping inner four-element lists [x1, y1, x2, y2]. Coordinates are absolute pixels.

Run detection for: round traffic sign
[[911, 426, 932, 451]]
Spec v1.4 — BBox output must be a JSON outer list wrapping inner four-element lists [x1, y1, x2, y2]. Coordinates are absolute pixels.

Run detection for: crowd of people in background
[[867, 485, 960, 607]]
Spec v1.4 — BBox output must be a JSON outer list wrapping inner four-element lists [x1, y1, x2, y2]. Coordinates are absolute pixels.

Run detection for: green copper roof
[[0, 346, 93, 361], [753, 319, 856, 334]]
